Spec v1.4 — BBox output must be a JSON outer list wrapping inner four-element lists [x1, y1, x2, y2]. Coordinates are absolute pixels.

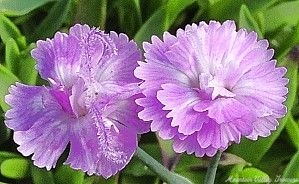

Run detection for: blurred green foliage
[[1, 0, 299, 183]]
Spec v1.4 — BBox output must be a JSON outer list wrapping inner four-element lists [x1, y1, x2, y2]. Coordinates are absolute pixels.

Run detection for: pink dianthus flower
[[135, 20, 288, 157], [5, 24, 149, 178]]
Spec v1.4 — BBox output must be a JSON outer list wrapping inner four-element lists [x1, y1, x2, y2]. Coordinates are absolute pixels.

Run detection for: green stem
[[204, 150, 222, 184], [135, 147, 193, 184]]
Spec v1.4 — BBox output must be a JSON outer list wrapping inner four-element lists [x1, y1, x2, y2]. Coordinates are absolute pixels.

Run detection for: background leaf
[[17, 43, 38, 85], [282, 150, 299, 181], [0, 158, 30, 180], [285, 116, 299, 150], [0, 65, 19, 111], [4, 38, 20, 74], [75, 0, 107, 28], [31, 166, 55, 184], [238, 4, 263, 38], [116, 0, 142, 37], [30, 0, 72, 41], [0, 0, 55, 16], [54, 165, 84, 184], [264, 1, 299, 32], [134, 0, 195, 44], [0, 14, 26, 48]]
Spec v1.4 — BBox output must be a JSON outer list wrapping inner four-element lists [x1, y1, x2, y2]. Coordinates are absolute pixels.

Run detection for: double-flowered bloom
[[5, 24, 149, 178], [135, 20, 288, 157]]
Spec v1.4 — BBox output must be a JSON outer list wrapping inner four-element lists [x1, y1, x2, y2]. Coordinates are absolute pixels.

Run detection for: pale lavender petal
[[5, 83, 65, 131], [31, 32, 81, 87], [157, 84, 206, 135], [95, 32, 141, 85], [107, 95, 150, 134], [5, 83, 70, 169], [157, 83, 200, 111], [173, 134, 220, 157], [65, 109, 138, 178], [96, 123, 137, 178], [136, 96, 178, 139], [206, 98, 255, 134]]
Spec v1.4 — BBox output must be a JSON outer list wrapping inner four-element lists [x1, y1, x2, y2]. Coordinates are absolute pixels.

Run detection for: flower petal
[[95, 32, 141, 85], [66, 113, 137, 178], [136, 95, 178, 139], [206, 98, 255, 134], [5, 83, 70, 169], [106, 95, 150, 134], [173, 134, 219, 157], [31, 32, 81, 87]]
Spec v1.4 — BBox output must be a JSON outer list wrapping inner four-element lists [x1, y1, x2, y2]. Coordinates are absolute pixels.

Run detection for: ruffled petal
[[106, 95, 150, 134], [157, 83, 200, 110], [96, 123, 137, 178], [206, 98, 256, 135], [31, 32, 81, 87], [136, 96, 178, 139], [66, 111, 138, 178], [135, 34, 190, 95], [5, 83, 70, 169], [95, 32, 141, 85], [246, 116, 279, 140], [173, 134, 219, 157]]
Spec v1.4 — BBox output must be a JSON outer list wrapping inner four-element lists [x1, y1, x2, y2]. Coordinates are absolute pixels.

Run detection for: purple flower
[[134, 20, 288, 157], [5, 24, 149, 178]]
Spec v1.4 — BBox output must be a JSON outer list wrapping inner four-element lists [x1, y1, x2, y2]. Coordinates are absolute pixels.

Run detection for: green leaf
[[0, 151, 21, 165], [139, 0, 164, 21], [285, 116, 299, 150], [83, 175, 119, 184], [257, 136, 296, 180], [164, 0, 195, 29], [239, 167, 270, 184], [0, 14, 26, 48], [75, 0, 107, 28], [0, 117, 10, 145], [125, 144, 160, 176], [124, 156, 155, 177], [134, 6, 166, 45], [0, 0, 55, 16], [31, 166, 55, 184], [208, 0, 276, 21], [239, 4, 263, 38], [0, 64, 19, 112], [229, 60, 298, 164], [117, 0, 142, 37], [0, 158, 30, 179], [134, 0, 195, 45], [282, 150, 299, 180], [220, 153, 249, 166], [135, 147, 193, 184], [30, 0, 72, 41], [5, 38, 20, 74], [54, 165, 84, 184], [176, 163, 205, 184], [226, 165, 270, 184], [17, 43, 38, 85], [265, 1, 299, 32], [226, 164, 246, 184], [121, 175, 156, 184], [276, 20, 299, 60], [4, 41, 37, 85]]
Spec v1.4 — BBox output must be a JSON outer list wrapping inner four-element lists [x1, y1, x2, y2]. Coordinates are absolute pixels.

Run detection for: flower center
[[50, 87, 74, 115], [197, 72, 235, 100]]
